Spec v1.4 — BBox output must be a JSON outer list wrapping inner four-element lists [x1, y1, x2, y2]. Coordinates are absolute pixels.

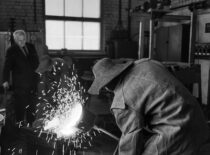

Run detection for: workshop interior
[[0, 0, 210, 154]]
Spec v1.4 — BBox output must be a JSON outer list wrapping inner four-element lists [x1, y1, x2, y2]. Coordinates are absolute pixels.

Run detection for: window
[[45, 0, 101, 51]]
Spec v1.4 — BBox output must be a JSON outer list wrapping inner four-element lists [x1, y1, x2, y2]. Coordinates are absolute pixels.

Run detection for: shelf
[[170, 0, 207, 10], [147, 9, 191, 22], [194, 54, 210, 59]]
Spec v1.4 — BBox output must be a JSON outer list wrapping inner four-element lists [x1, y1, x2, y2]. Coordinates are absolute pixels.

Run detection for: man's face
[[104, 75, 122, 93], [104, 79, 118, 93], [15, 35, 26, 47]]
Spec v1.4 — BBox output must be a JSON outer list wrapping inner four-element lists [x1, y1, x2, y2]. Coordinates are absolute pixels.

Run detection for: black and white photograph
[[0, 0, 210, 155]]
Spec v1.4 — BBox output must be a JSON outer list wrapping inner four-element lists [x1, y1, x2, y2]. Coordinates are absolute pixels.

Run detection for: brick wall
[[0, 0, 131, 56], [103, 0, 129, 42], [0, 0, 45, 58], [0, 0, 44, 32]]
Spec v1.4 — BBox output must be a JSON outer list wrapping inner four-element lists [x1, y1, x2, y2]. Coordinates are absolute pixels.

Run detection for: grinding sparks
[[36, 67, 88, 139], [3, 65, 101, 155], [31, 63, 99, 155], [44, 103, 83, 138]]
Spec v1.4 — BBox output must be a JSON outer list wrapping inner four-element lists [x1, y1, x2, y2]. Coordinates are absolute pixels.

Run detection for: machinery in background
[[105, 0, 138, 59], [195, 43, 210, 58]]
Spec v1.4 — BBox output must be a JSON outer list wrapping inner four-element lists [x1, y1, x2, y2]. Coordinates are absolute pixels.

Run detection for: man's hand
[[2, 82, 9, 90]]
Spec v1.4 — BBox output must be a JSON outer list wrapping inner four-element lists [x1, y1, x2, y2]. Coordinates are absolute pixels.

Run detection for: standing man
[[88, 58, 210, 155], [2, 30, 39, 126]]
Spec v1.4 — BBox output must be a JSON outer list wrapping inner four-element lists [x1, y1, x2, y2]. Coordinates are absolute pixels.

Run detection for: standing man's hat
[[88, 58, 134, 95]]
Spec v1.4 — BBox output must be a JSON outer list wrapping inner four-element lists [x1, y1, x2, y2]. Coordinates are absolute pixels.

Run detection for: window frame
[[44, 0, 105, 56]]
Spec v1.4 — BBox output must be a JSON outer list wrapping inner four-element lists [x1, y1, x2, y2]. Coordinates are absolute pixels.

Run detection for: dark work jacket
[[3, 43, 39, 90], [111, 59, 210, 155]]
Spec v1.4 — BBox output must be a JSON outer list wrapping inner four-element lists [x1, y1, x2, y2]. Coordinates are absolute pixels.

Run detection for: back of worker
[[110, 59, 210, 155]]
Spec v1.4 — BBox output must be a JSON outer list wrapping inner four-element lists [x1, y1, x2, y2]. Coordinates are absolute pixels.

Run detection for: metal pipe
[[33, 0, 37, 23], [128, 0, 131, 39], [93, 125, 119, 141], [149, 19, 154, 59], [118, 0, 122, 27]]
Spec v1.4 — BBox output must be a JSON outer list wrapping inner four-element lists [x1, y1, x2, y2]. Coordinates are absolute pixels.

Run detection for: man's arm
[[2, 48, 14, 89]]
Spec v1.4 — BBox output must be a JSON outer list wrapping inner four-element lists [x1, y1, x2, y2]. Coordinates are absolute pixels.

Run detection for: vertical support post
[[138, 19, 145, 59], [149, 18, 155, 59], [188, 9, 197, 64], [128, 0, 131, 39], [207, 68, 210, 109]]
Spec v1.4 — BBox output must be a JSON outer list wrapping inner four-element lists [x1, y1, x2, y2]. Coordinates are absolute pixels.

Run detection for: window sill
[[48, 50, 107, 59]]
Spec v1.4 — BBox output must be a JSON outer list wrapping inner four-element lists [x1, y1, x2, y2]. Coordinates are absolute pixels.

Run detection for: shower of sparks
[[2, 63, 104, 155], [32, 63, 99, 154], [44, 103, 83, 138], [37, 67, 87, 139]]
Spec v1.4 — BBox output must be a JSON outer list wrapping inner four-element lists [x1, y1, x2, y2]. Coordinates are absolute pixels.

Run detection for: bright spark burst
[[32, 64, 100, 155], [44, 103, 83, 138], [36, 66, 88, 139]]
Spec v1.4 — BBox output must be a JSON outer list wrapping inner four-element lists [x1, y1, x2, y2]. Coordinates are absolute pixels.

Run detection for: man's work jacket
[[111, 59, 210, 155]]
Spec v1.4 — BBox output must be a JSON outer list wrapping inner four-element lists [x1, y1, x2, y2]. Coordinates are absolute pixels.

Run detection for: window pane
[[83, 0, 100, 18], [45, 0, 64, 16], [65, 22, 82, 50], [83, 22, 100, 50], [46, 20, 64, 49], [65, 0, 82, 17]]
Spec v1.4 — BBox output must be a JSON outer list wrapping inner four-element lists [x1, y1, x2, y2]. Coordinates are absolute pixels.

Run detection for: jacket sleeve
[[129, 78, 209, 155], [111, 85, 146, 155], [3, 48, 14, 83], [112, 76, 209, 155], [143, 84, 209, 155]]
